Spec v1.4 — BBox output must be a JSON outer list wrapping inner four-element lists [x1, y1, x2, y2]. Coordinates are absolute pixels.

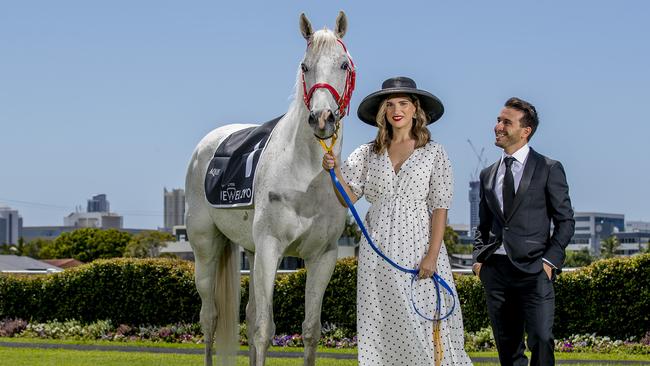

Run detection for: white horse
[[185, 12, 354, 366]]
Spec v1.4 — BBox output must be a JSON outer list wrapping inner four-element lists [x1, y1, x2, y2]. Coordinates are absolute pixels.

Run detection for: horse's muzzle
[[309, 109, 338, 139]]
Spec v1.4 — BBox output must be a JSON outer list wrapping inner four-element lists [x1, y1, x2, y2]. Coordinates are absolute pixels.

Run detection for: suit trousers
[[480, 255, 556, 366]]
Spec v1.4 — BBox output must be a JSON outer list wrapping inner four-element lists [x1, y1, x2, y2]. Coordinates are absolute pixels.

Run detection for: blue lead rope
[[328, 169, 456, 322]]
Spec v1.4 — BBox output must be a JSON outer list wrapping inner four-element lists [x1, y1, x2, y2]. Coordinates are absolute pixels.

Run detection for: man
[[473, 97, 575, 366]]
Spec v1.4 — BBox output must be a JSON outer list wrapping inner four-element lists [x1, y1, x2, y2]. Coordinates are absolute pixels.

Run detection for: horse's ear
[[300, 13, 313, 41], [335, 11, 347, 39]]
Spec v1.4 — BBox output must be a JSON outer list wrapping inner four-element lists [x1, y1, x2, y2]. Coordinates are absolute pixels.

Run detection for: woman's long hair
[[372, 94, 430, 154]]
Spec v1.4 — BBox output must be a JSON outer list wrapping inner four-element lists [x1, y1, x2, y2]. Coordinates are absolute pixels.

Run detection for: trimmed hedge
[[1, 255, 648, 338], [0, 258, 200, 325], [554, 254, 650, 339], [455, 273, 490, 332], [240, 257, 358, 335]]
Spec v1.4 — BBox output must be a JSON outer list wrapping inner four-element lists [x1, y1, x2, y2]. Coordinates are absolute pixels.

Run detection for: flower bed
[[2, 319, 648, 354], [556, 332, 650, 354]]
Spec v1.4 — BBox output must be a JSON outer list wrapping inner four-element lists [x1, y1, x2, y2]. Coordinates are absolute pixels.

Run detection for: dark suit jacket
[[473, 148, 575, 274]]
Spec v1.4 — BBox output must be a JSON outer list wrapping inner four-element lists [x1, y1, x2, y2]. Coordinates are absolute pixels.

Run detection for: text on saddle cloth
[[204, 115, 282, 208]]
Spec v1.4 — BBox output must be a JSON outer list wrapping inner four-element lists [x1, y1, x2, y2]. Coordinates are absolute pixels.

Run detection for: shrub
[[454, 274, 489, 332], [0, 274, 45, 321], [239, 255, 650, 338], [1, 254, 648, 339], [271, 267, 306, 335], [240, 257, 357, 336], [554, 254, 650, 339], [0, 258, 199, 325]]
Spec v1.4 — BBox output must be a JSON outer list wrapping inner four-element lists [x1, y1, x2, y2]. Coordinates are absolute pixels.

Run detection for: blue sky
[[1, 1, 649, 229]]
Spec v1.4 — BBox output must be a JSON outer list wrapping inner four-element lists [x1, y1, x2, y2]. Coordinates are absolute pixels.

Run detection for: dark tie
[[503, 156, 516, 218]]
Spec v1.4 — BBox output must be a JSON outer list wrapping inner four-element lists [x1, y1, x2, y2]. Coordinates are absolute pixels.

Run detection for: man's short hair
[[505, 97, 539, 141]]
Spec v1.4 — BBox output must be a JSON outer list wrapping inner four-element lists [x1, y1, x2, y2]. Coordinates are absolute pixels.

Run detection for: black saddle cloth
[[204, 115, 282, 207]]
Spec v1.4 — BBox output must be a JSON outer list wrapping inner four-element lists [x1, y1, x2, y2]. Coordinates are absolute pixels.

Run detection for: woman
[[323, 77, 472, 365]]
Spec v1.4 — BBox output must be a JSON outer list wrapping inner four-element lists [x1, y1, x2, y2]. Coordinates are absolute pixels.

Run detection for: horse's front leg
[[252, 237, 282, 366], [302, 246, 338, 366]]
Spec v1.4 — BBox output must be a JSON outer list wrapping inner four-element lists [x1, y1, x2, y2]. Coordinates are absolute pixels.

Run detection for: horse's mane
[[309, 28, 338, 53]]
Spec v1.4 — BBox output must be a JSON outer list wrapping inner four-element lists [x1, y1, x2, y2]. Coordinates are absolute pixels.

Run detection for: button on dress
[[342, 141, 473, 366]]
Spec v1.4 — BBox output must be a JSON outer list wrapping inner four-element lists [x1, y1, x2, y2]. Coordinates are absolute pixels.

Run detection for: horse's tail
[[214, 241, 241, 366]]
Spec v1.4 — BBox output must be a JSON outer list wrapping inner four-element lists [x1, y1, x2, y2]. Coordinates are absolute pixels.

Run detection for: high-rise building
[[0, 206, 23, 245], [468, 181, 480, 238], [164, 188, 185, 230], [62, 194, 121, 229], [570, 212, 625, 256], [87, 194, 110, 213]]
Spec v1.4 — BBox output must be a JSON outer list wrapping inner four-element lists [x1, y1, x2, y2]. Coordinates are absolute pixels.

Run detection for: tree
[[341, 214, 362, 244], [123, 231, 174, 258], [0, 238, 24, 255], [600, 235, 620, 259], [23, 238, 54, 258], [2, 238, 54, 258], [0, 237, 55, 258], [564, 248, 593, 267], [444, 225, 460, 254], [40, 228, 132, 262], [0, 242, 18, 255]]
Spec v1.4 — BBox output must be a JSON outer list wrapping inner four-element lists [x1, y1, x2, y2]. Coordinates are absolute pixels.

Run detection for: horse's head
[[299, 11, 355, 140]]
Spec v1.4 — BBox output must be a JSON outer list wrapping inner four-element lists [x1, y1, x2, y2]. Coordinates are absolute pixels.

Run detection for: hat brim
[[356, 88, 444, 126]]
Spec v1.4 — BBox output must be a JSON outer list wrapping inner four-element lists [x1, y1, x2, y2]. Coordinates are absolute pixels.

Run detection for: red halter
[[301, 39, 356, 117]]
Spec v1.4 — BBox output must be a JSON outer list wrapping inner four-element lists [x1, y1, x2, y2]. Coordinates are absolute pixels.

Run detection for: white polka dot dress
[[342, 141, 473, 366]]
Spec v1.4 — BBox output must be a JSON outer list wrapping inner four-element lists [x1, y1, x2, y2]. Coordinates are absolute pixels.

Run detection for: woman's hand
[[322, 152, 337, 171], [418, 253, 438, 280]]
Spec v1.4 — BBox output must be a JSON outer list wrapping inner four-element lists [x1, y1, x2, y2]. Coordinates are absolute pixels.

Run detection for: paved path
[[1, 341, 649, 364]]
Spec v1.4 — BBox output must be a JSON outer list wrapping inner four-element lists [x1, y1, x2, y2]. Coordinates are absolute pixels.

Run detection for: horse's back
[[186, 123, 259, 187], [195, 123, 259, 159]]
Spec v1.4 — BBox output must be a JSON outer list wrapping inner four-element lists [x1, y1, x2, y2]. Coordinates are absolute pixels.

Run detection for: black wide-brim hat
[[357, 76, 444, 126]]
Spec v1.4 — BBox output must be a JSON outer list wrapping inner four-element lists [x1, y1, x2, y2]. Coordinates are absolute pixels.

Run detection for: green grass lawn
[[0, 347, 353, 366], [1, 338, 648, 366], [0, 337, 355, 354], [0, 347, 648, 366]]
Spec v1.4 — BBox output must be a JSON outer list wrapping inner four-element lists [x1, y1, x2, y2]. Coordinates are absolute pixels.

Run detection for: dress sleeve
[[427, 144, 454, 211], [341, 144, 370, 199]]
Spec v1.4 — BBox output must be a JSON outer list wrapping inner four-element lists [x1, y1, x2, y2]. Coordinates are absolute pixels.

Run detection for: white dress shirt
[[493, 144, 529, 255]]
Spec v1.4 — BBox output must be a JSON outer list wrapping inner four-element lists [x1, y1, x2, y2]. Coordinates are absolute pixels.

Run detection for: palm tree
[[600, 235, 620, 259]]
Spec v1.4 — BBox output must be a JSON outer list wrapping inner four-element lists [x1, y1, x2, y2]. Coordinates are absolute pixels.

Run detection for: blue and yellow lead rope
[[319, 139, 455, 366]]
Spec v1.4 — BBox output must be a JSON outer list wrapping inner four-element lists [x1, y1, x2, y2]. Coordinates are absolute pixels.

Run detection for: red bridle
[[301, 39, 356, 117]]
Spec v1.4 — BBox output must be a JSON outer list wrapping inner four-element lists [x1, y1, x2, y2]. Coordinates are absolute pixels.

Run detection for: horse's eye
[[340, 61, 349, 70], [301, 63, 309, 72]]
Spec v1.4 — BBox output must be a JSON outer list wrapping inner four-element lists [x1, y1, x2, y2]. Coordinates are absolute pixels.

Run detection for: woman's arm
[[418, 208, 447, 279], [322, 152, 358, 207]]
